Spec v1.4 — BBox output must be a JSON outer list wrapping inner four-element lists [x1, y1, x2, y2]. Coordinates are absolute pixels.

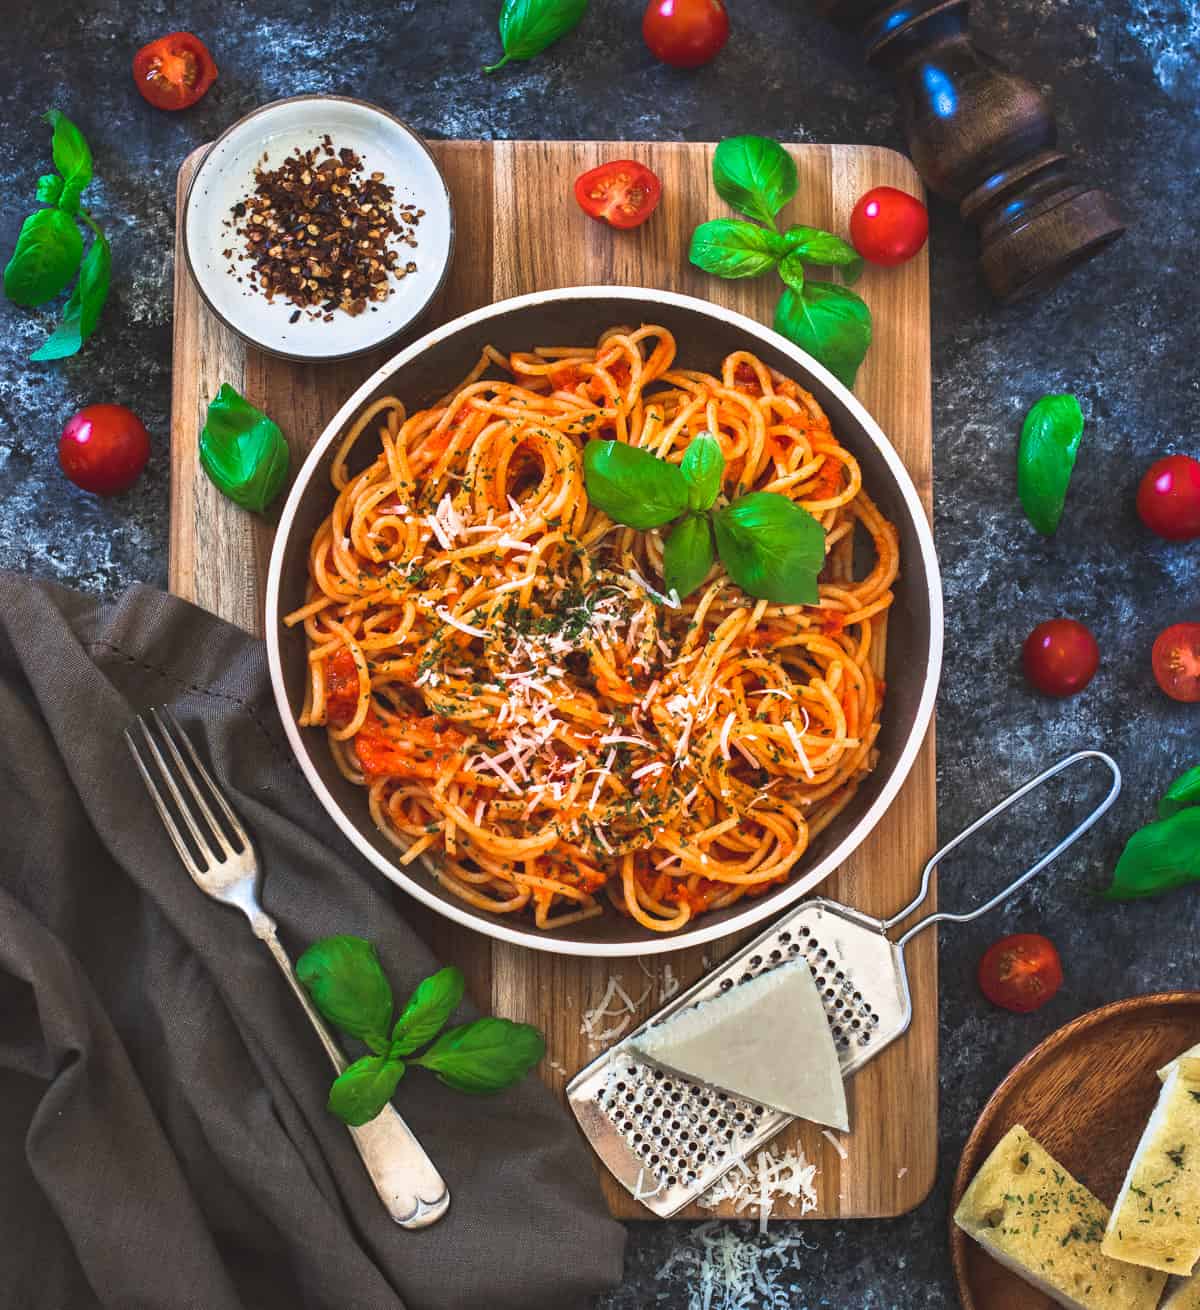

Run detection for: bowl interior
[[185, 97, 452, 362], [271, 292, 939, 953]]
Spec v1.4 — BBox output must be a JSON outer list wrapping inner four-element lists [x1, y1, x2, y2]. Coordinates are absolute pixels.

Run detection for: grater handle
[[884, 750, 1122, 951]]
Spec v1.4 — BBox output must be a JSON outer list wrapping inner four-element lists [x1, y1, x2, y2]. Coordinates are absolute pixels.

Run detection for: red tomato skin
[[1137, 455, 1200, 541], [574, 161, 663, 230], [849, 186, 929, 266], [642, 0, 729, 69], [1152, 623, 1200, 703], [59, 405, 151, 496], [978, 934, 1063, 1014], [1022, 619, 1100, 697], [133, 32, 217, 111]]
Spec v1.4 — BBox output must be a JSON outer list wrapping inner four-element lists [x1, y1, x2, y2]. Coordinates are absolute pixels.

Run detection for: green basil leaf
[[199, 384, 291, 512], [390, 966, 466, 1056], [712, 491, 825, 605], [782, 224, 860, 268], [1016, 394, 1084, 536], [712, 136, 797, 229], [410, 1017, 545, 1095], [327, 1055, 405, 1126], [688, 219, 788, 280], [45, 110, 92, 195], [779, 250, 806, 294], [3, 208, 83, 308], [1103, 807, 1200, 901], [30, 231, 110, 362], [680, 431, 725, 511], [36, 174, 63, 206], [58, 180, 85, 217], [774, 281, 872, 390], [583, 439, 688, 529], [1159, 765, 1200, 819], [485, 0, 587, 71], [296, 935, 394, 1053], [663, 513, 714, 601]]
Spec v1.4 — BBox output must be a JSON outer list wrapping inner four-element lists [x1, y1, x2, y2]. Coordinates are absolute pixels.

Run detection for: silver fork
[[125, 707, 450, 1229]]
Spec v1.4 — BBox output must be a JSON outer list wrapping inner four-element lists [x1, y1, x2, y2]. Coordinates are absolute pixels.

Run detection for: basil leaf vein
[[327, 1055, 406, 1126], [3, 207, 83, 307], [1016, 394, 1084, 536], [296, 935, 394, 1053], [390, 965, 465, 1056], [410, 1017, 546, 1094], [712, 491, 825, 605], [712, 136, 797, 229], [774, 281, 872, 390], [583, 438, 688, 529], [199, 384, 291, 513], [485, 0, 587, 72], [689, 219, 788, 280]]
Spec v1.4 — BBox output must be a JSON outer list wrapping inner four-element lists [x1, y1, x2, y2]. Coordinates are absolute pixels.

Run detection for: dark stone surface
[[2, 0, 1198, 1305]]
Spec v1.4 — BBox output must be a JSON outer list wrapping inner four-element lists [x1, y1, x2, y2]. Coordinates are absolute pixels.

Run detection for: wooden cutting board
[[170, 139, 936, 1220]]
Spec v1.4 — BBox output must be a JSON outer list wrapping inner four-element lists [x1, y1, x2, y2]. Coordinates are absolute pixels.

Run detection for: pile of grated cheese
[[698, 1147, 819, 1234], [655, 1220, 815, 1310]]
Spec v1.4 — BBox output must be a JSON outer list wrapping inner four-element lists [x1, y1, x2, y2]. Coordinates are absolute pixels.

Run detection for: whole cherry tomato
[[1136, 455, 1200, 541], [642, 0, 729, 69], [1152, 623, 1200, 703], [978, 934, 1063, 1013], [849, 186, 929, 266], [574, 160, 663, 229], [59, 405, 151, 496], [1022, 618, 1100, 697], [132, 32, 218, 111]]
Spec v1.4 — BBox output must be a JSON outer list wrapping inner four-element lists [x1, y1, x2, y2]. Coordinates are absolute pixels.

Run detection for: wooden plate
[[950, 992, 1200, 1310]]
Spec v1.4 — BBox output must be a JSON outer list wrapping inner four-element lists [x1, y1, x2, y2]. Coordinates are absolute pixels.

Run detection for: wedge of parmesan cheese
[[954, 1125, 1167, 1310], [1163, 1274, 1200, 1310], [629, 959, 848, 1131], [1160, 1043, 1200, 1083], [1102, 1057, 1200, 1275]]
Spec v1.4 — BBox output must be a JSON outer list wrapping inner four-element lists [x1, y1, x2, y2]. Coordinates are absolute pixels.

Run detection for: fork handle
[[252, 914, 451, 1229]]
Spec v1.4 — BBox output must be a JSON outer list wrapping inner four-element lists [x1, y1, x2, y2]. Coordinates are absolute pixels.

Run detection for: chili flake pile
[[224, 136, 422, 320]]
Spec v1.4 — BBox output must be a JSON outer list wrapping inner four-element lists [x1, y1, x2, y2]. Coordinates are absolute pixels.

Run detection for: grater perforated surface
[[567, 899, 911, 1218]]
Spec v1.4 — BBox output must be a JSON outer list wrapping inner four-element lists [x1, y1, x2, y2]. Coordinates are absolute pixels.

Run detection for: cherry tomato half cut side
[[1137, 455, 1200, 541], [978, 934, 1063, 1014], [133, 32, 218, 111], [574, 161, 662, 230], [1152, 622, 1200, 702]]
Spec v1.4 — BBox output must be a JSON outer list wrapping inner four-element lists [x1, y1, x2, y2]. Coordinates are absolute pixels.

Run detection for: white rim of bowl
[[265, 285, 944, 957], [181, 94, 454, 364]]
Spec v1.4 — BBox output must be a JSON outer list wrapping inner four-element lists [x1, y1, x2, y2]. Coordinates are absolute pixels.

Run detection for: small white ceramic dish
[[183, 96, 453, 363]]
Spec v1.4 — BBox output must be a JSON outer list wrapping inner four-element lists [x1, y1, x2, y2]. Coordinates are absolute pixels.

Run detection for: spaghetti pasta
[[286, 325, 899, 933]]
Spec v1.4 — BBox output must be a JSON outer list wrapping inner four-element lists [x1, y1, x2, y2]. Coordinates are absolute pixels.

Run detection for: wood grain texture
[[950, 994, 1200, 1310], [171, 139, 935, 1220]]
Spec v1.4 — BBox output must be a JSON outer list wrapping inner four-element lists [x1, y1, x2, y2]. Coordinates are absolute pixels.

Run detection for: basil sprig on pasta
[[296, 937, 544, 1125], [1104, 763, 1200, 902], [689, 136, 871, 389], [583, 431, 826, 605]]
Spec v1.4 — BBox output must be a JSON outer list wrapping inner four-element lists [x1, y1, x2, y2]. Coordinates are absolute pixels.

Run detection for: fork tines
[[125, 708, 248, 876]]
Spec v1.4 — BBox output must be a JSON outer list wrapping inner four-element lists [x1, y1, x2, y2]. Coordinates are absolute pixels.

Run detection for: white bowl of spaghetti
[[266, 287, 942, 957]]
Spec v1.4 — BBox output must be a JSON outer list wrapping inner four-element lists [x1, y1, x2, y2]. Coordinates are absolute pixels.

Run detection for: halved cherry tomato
[[574, 161, 662, 230], [133, 32, 218, 111], [1152, 622, 1200, 702], [1022, 618, 1099, 697], [850, 186, 929, 266], [59, 404, 151, 496], [642, 0, 729, 69], [978, 934, 1063, 1013], [1137, 455, 1200, 541]]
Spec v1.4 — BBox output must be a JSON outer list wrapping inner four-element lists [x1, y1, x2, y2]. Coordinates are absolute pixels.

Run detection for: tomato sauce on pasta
[[285, 325, 899, 932]]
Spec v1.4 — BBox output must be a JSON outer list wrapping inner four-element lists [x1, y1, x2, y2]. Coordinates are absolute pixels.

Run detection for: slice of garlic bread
[[955, 1125, 1167, 1309], [1102, 1058, 1200, 1275]]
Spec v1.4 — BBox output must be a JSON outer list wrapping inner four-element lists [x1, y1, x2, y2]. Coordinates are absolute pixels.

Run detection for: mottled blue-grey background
[[2, 0, 1198, 1305]]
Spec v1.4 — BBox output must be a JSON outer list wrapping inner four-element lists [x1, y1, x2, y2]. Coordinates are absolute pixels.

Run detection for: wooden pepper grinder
[[815, 0, 1127, 302]]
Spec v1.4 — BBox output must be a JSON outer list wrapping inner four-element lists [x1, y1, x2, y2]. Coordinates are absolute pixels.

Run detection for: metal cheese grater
[[567, 750, 1121, 1217]]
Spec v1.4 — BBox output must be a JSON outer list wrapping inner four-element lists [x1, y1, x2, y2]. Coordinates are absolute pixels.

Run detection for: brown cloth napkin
[[0, 573, 626, 1310]]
